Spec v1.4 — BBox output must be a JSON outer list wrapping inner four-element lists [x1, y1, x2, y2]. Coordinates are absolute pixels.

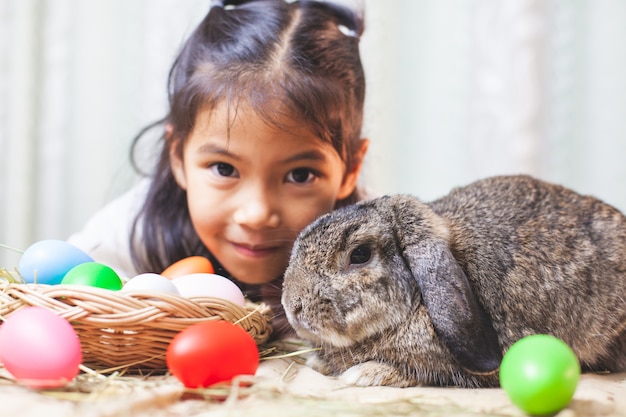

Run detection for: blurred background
[[1, 0, 625, 268]]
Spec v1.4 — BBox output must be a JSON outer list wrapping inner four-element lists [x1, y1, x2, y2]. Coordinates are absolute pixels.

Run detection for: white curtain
[[2, 0, 626, 268], [0, 0, 209, 267], [363, 0, 626, 202]]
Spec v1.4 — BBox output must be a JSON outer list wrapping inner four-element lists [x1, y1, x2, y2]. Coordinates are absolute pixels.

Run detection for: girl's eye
[[211, 162, 238, 178], [287, 168, 316, 184]]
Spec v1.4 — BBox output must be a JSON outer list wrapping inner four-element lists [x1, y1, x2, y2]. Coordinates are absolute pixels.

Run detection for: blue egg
[[18, 240, 94, 285]]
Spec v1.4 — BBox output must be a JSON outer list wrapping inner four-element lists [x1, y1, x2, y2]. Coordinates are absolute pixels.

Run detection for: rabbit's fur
[[282, 175, 626, 388]]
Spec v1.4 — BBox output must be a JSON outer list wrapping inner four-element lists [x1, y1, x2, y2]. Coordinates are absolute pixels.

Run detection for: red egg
[[166, 320, 259, 388], [161, 256, 215, 279]]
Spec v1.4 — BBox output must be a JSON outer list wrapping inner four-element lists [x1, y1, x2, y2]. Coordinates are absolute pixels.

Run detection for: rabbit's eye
[[349, 244, 372, 265]]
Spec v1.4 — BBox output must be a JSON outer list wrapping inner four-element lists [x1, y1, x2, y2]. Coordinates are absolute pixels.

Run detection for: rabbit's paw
[[340, 361, 414, 387], [306, 353, 334, 376]]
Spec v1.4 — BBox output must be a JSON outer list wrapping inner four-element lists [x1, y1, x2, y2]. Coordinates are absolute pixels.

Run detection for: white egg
[[172, 273, 245, 306], [122, 273, 180, 296]]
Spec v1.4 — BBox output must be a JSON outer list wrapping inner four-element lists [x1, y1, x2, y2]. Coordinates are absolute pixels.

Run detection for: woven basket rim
[[0, 282, 273, 372]]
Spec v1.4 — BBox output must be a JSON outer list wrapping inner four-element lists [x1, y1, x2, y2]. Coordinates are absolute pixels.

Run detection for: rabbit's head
[[282, 195, 501, 375]]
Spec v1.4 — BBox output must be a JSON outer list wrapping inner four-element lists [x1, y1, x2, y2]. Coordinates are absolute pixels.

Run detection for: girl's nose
[[233, 187, 280, 229]]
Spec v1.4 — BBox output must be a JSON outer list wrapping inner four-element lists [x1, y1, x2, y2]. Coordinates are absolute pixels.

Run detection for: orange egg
[[161, 256, 215, 279]]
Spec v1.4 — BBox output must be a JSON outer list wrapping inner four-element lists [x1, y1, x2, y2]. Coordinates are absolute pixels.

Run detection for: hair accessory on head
[[314, 0, 365, 21], [222, 0, 254, 8], [337, 24, 358, 38], [211, 0, 252, 10], [309, 0, 364, 38]]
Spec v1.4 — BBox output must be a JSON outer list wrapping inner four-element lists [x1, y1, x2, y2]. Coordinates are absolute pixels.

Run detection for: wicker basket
[[0, 282, 273, 372]]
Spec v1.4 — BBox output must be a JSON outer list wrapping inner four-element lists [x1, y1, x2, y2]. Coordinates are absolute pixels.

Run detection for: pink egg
[[0, 306, 82, 388], [172, 273, 246, 306]]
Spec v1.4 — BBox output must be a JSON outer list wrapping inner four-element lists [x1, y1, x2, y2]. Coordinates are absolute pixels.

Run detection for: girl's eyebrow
[[196, 143, 241, 160], [281, 150, 328, 164]]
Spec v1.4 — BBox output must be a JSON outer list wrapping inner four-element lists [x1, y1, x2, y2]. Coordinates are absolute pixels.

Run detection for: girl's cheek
[[292, 196, 336, 225]]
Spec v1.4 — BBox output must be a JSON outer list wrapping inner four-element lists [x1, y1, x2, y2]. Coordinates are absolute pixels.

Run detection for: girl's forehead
[[183, 97, 348, 167], [196, 100, 318, 141]]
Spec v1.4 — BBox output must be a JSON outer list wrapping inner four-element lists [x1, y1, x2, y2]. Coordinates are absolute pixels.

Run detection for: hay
[[1, 350, 515, 417], [0, 267, 23, 284], [1, 331, 625, 417]]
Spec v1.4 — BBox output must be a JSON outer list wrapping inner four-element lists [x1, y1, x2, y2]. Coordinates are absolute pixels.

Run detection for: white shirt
[[67, 180, 150, 279]]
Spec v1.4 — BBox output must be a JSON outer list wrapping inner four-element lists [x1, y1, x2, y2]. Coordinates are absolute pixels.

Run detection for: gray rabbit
[[282, 175, 626, 388]]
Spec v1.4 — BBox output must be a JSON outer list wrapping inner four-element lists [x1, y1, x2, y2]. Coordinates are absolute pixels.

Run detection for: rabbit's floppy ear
[[388, 196, 502, 374]]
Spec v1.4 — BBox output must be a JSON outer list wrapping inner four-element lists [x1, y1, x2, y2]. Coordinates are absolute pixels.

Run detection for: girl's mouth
[[231, 242, 281, 258]]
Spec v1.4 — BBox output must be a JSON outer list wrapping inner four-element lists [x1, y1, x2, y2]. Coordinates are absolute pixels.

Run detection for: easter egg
[[0, 306, 82, 388], [18, 239, 93, 285], [122, 273, 180, 296], [161, 256, 215, 279], [172, 273, 245, 306], [166, 320, 259, 388], [500, 334, 580, 415], [61, 262, 123, 290]]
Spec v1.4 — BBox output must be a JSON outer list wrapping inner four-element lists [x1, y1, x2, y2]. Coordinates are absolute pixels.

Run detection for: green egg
[[499, 334, 581, 415], [61, 262, 123, 290]]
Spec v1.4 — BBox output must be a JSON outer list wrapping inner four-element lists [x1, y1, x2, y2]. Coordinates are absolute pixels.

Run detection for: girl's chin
[[231, 273, 280, 286], [222, 248, 288, 284], [225, 262, 285, 285]]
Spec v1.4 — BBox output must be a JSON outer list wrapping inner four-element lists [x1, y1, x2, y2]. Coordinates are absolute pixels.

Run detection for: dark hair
[[130, 0, 366, 274]]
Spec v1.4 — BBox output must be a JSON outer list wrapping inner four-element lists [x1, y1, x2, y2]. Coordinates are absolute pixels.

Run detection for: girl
[[69, 0, 369, 338]]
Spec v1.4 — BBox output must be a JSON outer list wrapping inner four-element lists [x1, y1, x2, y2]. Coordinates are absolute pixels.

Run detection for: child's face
[[170, 103, 366, 284]]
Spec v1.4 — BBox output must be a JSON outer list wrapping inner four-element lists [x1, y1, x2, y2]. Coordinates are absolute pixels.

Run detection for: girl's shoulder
[[67, 179, 151, 279]]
